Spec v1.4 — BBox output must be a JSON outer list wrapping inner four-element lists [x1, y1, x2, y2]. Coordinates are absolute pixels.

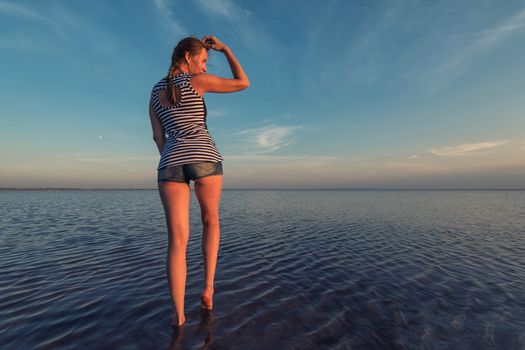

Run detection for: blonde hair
[[166, 37, 207, 104]]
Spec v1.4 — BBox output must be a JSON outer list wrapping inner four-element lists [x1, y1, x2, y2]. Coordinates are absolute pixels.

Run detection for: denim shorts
[[157, 162, 223, 183]]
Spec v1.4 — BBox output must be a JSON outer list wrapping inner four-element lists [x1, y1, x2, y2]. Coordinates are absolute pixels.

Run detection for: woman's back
[[150, 73, 222, 169]]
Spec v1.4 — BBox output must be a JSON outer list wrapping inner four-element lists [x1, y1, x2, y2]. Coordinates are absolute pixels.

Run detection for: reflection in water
[[199, 309, 214, 347], [169, 309, 213, 350], [169, 324, 185, 350]]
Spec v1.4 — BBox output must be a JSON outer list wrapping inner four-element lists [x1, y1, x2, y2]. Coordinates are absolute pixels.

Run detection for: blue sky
[[1, 0, 524, 189]]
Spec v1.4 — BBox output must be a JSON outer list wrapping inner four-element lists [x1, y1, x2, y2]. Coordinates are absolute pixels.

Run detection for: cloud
[[235, 124, 303, 153], [153, 0, 186, 36], [221, 154, 366, 188], [428, 8, 525, 92], [207, 109, 225, 118], [302, 1, 429, 92], [520, 141, 525, 152], [73, 156, 157, 163], [0, 2, 131, 68], [195, 0, 250, 20], [305, 3, 525, 93], [0, 33, 49, 50], [469, 10, 525, 49], [194, 0, 273, 51], [430, 140, 509, 156], [0, 1, 44, 20], [225, 154, 339, 162], [0, 2, 56, 50], [42, 153, 158, 165]]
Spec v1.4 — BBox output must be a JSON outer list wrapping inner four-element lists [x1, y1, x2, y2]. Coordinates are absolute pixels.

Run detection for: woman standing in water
[[149, 36, 249, 326]]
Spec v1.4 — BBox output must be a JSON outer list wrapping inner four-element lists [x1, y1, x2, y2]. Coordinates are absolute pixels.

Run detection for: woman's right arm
[[192, 36, 250, 94], [149, 102, 165, 154]]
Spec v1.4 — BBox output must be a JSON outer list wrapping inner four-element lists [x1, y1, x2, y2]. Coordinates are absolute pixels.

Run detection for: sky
[[1, 0, 524, 189]]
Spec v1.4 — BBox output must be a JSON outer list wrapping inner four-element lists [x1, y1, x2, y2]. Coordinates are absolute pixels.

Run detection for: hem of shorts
[[192, 173, 223, 181], [157, 160, 222, 171], [157, 179, 189, 184]]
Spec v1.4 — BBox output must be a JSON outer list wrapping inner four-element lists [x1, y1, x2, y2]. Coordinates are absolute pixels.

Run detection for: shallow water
[[1, 190, 524, 349]]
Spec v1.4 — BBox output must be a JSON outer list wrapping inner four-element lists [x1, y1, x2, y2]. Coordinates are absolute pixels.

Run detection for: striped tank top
[[150, 73, 223, 170]]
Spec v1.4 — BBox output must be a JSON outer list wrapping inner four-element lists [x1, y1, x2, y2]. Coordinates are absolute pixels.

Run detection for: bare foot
[[171, 313, 186, 327], [201, 287, 214, 310]]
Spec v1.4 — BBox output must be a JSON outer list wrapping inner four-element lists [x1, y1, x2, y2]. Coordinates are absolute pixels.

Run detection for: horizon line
[[1, 187, 524, 191]]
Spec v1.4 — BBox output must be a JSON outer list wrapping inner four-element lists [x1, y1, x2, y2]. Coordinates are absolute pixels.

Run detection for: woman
[[149, 35, 249, 327]]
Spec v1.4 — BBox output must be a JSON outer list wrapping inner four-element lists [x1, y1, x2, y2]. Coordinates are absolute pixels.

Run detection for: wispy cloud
[[306, 3, 525, 94], [467, 10, 525, 50], [519, 141, 525, 152], [0, 2, 124, 63], [303, 1, 422, 91], [153, 0, 186, 36], [0, 1, 55, 50], [0, 1, 44, 20], [428, 8, 525, 92], [0, 33, 49, 50], [208, 109, 225, 118], [235, 124, 303, 153], [72, 156, 157, 163], [225, 154, 339, 162], [383, 161, 449, 174], [194, 0, 273, 51], [221, 154, 365, 188], [195, 0, 250, 20], [45, 154, 157, 165], [430, 140, 509, 156]]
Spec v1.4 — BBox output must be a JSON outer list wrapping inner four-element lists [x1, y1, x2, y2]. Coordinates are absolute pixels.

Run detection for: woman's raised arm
[[191, 36, 250, 95]]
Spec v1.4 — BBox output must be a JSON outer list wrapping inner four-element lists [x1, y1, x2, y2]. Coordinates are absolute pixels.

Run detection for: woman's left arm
[[149, 102, 165, 154]]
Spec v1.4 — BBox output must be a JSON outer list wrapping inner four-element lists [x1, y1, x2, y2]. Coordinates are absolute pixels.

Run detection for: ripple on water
[[0, 190, 524, 349]]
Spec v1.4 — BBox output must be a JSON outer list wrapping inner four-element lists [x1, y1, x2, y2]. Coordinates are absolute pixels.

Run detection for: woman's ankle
[[172, 313, 186, 326]]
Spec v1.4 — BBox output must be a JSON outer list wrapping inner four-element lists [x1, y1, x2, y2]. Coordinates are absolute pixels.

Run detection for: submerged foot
[[201, 287, 214, 310], [171, 314, 186, 327]]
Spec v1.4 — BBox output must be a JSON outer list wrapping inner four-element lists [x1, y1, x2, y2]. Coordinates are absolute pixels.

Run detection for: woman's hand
[[191, 35, 249, 95], [202, 36, 227, 52]]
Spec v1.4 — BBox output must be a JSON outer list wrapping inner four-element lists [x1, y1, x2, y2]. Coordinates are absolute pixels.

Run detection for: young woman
[[149, 36, 249, 327]]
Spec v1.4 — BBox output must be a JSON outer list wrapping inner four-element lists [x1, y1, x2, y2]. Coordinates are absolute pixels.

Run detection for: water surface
[[1, 190, 524, 349]]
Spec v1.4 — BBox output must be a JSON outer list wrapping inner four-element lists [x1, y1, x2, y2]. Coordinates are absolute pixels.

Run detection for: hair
[[166, 37, 208, 104]]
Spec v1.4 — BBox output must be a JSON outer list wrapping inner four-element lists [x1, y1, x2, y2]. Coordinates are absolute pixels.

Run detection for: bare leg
[[194, 175, 222, 310], [159, 181, 191, 326]]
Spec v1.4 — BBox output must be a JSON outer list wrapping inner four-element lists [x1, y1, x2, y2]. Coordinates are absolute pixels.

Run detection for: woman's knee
[[200, 211, 219, 228], [167, 226, 189, 249], [168, 238, 188, 252]]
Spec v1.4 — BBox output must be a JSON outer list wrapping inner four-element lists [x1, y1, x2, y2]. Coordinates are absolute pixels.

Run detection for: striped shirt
[[150, 73, 223, 170]]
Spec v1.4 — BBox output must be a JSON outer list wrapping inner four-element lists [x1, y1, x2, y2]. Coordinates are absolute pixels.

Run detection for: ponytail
[[165, 37, 207, 105], [166, 64, 179, 105]]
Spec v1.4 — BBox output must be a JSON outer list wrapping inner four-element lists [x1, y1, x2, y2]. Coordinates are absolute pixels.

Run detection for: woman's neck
[[173, 67, 190, 75]]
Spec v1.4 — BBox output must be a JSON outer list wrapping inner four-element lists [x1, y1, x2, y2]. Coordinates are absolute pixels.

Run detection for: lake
[[1, 190, 524, 349]]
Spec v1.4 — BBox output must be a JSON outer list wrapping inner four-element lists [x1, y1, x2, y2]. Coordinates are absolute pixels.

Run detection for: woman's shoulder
[[151, 74, 195, 99], [174, 73, 192, 84], [152, 77, 168, 92], [154, 74, 192, 88]]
